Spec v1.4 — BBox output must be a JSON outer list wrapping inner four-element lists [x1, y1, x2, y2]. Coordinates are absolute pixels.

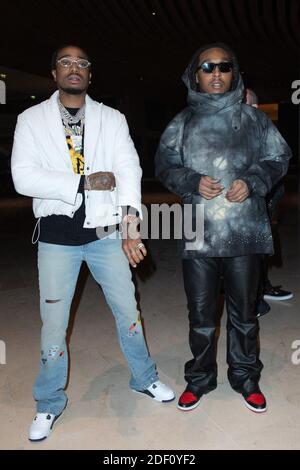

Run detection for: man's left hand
[[226, 179, 249, 203], [122, 238, 147, 268]]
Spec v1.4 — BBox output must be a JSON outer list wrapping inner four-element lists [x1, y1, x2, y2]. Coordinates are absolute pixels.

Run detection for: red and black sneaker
[[243, 392, 267, 413], [177, 390, 202, 411]]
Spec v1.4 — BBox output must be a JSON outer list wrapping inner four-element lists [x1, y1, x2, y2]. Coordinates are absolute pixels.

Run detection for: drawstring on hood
[[182, 42, 244, 129]]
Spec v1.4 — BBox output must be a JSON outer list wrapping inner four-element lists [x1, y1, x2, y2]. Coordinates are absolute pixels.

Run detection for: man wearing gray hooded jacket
[[155, 43, 291, 413]]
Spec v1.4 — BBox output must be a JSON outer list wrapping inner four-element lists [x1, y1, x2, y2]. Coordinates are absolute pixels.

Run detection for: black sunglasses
[[196, 61, 233, 74]]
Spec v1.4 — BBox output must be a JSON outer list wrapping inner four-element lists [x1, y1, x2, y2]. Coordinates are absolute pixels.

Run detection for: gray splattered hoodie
[[155, 43, 292, 258]]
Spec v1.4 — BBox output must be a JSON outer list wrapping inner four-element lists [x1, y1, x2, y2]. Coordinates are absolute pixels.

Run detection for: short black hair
[[51, 44, 91, 70]]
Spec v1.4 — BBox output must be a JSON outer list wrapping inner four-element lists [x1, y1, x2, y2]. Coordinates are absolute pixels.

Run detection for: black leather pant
[[182, 255, 263, 397]]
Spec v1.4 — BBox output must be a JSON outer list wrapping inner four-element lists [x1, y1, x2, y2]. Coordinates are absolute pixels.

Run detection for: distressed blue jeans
[[34, 238, 157, 415]]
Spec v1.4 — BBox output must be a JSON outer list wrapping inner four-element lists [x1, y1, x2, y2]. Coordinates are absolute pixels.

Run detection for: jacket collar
[[44, 90, 102, 166], [185, 75, 244, 115]]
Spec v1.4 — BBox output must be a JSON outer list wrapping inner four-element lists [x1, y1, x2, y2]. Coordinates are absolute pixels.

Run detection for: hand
[[122, 238, 147, 268], [198, 176, 224, 199], [84, 171, 116, 191], [226, 179, 249, 203]]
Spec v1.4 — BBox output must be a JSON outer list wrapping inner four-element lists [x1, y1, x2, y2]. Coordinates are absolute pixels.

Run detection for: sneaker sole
[[177, 399, 201, 411], [244, 401, 267, 413], [263, 294, 293, 301], [132, 389, 175, 403], [29, 404, 67, 442]]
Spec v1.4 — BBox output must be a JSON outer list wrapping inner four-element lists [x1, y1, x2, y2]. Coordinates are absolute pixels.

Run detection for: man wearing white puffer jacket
[[12, 44, 174, 442]]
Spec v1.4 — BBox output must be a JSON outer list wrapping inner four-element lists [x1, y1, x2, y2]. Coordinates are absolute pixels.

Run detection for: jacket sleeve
[[155, 115, 202, 198], [113, 114, 142, 217], [11, 114, 81, 205], [240, 116, 292, 197]]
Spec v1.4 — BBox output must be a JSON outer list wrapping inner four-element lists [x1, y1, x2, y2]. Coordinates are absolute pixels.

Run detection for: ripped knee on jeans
[[45, 299, 61, 303]]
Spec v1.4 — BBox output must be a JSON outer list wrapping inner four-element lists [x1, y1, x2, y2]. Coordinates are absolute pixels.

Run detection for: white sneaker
[[133, 380, 175, 403], [28, 410, 64, 442]]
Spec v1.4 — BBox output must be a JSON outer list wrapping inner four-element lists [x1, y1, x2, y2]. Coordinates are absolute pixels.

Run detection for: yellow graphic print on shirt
[[66, 134, 84, 175]]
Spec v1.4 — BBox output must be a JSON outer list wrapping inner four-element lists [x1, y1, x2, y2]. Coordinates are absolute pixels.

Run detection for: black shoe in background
[[264, 285, 293, 301], [257, 299, 271, 318]]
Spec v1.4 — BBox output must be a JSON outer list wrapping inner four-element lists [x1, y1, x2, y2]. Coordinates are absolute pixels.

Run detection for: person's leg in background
[[256, 255, 271, 317], [264, 183, 293, 302], [263, 271, 294, 301]]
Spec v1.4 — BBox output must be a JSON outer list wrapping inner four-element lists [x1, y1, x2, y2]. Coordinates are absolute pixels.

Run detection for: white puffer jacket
[[11, 91, 142, 227]]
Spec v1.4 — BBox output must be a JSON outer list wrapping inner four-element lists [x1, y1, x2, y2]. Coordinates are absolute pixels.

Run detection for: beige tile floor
[[0, 201, 299, 450]]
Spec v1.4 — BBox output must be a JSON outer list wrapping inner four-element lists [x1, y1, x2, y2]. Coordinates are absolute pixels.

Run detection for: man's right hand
[[84, 171, 116, 191], [198, 176, 224, 199]]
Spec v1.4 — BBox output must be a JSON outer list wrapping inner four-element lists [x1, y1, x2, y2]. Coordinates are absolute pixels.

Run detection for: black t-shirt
[[39, 107, 116, 245]]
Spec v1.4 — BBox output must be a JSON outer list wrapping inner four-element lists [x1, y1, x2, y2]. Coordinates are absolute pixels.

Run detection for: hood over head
[[183, 42, 239, 92], [181, 42, 244, 116]]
